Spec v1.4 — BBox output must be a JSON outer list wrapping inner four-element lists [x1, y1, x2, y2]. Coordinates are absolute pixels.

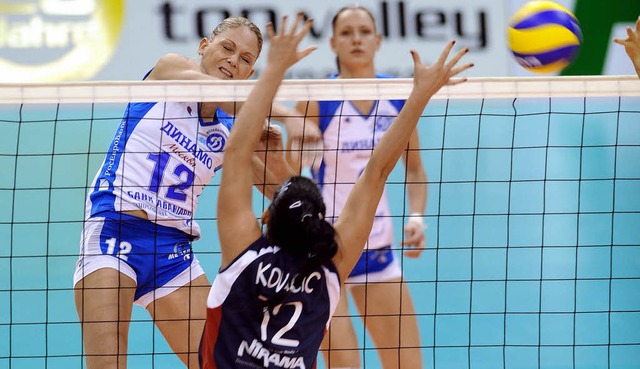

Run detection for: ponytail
[[267, 176, 338, 278], [296, 216, 338, 278]]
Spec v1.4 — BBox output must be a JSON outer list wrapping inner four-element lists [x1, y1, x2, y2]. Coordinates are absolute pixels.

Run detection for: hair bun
[[267, 176, 337, 275]]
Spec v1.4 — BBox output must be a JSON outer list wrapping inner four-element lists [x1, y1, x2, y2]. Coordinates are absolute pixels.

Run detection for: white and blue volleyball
[[508, 1, 583, 73]]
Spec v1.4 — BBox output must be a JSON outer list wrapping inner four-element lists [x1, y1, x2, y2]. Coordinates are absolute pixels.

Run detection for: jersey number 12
[[147, 152, 194, 202], [260, 301, 302, 347]]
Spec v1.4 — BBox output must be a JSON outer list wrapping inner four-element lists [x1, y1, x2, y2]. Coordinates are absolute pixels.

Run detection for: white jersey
[[312, 76, 405, 250], [86, 102, 232, 239]]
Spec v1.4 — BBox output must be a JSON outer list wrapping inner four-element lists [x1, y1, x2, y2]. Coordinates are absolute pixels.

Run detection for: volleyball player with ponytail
[[198, 13, 472, 369]]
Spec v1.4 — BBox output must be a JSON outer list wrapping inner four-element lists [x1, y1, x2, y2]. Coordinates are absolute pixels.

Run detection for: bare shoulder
[[146, 53, 197, 80]]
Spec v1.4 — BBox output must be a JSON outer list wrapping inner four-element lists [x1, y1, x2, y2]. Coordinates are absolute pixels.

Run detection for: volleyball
[[507, 0, 582, 73]]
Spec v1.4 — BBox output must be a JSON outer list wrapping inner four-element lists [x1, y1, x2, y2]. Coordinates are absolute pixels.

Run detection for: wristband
[[407, 213, 427, 230]]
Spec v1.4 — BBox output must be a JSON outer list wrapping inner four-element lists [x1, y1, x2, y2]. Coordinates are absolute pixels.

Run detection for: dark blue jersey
[[199, 236, 341, 369]]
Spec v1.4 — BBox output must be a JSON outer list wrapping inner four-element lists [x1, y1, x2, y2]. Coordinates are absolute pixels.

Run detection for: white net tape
[[1, 75, 639, 104]]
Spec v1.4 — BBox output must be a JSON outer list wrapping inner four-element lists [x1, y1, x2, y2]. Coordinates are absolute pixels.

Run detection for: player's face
[[331, 9, 381, 68], [198, 26, 258, 80]]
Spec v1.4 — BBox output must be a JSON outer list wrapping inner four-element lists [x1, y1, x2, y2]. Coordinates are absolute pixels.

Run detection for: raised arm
[[286, 101, 321, 174], [143, 53, 243, 115], [146, 53, 220, 81], [148, 52, 322, 145], [253, 124, 296, 199], [217, 15, 316, 268], [272, 103, 323, 157], [332, 41, 473, 279], [614, 16, 640, 78]]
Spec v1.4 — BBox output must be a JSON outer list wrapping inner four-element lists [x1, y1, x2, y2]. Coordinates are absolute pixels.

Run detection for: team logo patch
[[206, 133, 225, 152], [374, 116, 394, 131], [168, 241, 192, 261]]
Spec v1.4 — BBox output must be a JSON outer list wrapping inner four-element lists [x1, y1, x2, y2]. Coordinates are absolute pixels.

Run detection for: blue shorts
[[73, 211, 205, 307], [346, 246, 402, 285]]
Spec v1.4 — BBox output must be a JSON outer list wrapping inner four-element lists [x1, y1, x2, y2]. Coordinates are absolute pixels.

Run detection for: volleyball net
[[1, 76, 639, 369]]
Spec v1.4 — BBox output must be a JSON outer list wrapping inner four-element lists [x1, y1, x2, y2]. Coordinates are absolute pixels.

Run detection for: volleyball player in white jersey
[[614, 15, 640, 78], [289, 6, 432, 369], [73, 17, 319, 369], [199, 12, 472, 369]]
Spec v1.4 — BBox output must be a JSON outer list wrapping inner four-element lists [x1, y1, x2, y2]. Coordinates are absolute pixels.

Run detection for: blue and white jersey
[[86, 102, 234, 239], [200, 236, 341, 369], [312, 74, 405, 250]]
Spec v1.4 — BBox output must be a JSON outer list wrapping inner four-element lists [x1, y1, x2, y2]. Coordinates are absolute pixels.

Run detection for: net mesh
[[1, 76, 640, 369]]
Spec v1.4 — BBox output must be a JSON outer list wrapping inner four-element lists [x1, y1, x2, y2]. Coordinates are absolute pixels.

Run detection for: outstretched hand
[[613, 16, 640, 77], [265, 13, 317, 74], [410, 40, 473, 98]]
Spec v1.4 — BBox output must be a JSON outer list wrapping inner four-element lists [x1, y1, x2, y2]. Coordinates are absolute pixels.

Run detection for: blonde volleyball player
[[198, 12, 472, 369], [614, 15, 640, 78], [287, 6, 433, 369], [73, 16, 319, 369]]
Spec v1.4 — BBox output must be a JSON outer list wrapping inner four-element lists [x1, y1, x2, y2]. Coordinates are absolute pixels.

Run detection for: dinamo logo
[[0, 0, 124, 82]]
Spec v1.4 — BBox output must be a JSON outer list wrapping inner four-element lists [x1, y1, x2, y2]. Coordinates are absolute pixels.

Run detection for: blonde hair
[[210, 17, 264, 58]]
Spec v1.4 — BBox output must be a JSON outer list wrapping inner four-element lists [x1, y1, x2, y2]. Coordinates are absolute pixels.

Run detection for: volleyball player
[[614, 15, 640, 78], [198, 12, 472, 369], [73, 16, 318, 369], [288, 6, 429, 368]]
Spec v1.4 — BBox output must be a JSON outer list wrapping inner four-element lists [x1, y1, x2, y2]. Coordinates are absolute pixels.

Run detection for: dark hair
[[210, 16, 264, 59], [267, 176, 338, 277], [331, 6, 377, 72]]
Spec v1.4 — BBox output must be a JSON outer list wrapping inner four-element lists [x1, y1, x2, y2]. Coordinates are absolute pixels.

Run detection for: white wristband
[[407, 213, 426, 230]]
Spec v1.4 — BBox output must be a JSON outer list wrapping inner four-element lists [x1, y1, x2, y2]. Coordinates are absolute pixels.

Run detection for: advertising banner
[[1, 0, 638, 82]]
